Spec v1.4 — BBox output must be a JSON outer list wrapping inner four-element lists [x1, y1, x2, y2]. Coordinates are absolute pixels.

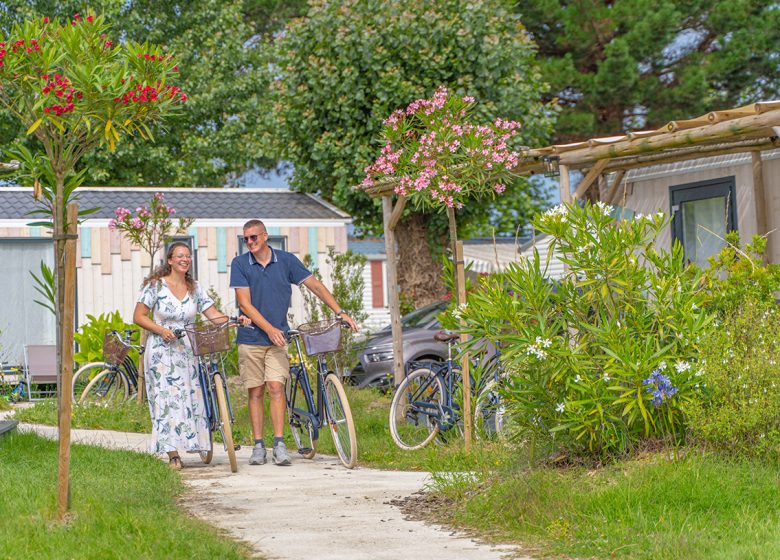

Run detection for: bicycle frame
[[405, 339, 503, 432], [287, 335, 337, 439], [196, 354, 235, 444]]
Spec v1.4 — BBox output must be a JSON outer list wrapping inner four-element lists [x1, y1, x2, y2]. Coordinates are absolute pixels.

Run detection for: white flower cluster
[[451, 303, 467, 321], [595, 201, 612, 217], [542, 204, 568, 223], [526, 336, 552, 360]]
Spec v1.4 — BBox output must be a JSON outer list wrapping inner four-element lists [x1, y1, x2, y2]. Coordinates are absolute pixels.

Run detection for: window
[[167, 236, 198, 278], [670, 177, 737, 268], [237, 235, 286, 255]]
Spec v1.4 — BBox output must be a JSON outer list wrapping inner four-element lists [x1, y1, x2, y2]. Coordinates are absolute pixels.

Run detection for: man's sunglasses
[[243, 234, 264, 243]]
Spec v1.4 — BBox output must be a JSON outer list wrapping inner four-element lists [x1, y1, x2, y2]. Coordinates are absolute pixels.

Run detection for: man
[[230, 219, 357, 466]]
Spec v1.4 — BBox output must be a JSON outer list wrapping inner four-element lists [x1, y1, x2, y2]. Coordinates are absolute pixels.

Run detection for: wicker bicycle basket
[[298, 320, 342, 356], [103, 332, 130, 365], [184, 316, 230, 356]]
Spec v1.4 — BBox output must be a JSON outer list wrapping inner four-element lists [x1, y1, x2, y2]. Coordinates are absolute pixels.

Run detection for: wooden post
[[752, 151, 770, 262], [559, 164, 571, 204], [446, 207, 472, 452], [382, 196, 404, 387], [58, 203, 78, 519]]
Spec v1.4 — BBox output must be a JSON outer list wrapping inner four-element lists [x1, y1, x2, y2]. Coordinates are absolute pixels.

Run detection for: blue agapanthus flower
[[643, 369, 678, 407]]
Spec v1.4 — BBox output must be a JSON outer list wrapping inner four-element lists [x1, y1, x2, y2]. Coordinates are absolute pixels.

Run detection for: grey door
[[0, 239, 56, 365]]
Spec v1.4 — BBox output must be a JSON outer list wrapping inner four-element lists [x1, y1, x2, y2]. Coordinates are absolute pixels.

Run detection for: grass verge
[[13, 382, 502, 472], [429, 450, 780, 560], [0, 431, 251, 559]]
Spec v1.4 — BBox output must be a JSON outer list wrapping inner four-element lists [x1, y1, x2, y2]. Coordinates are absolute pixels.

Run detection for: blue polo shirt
[[229, 248, 312, 345]]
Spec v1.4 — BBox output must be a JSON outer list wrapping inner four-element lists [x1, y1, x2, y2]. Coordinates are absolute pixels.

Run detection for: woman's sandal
[[169, 456, 183, 471]]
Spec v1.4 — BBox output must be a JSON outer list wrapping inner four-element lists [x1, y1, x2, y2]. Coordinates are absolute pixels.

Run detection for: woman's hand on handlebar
[[160, 328, 179, 343]]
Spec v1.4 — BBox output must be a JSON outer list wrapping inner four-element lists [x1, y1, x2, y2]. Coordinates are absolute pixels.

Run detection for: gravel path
[[7, 416, 529, 560]]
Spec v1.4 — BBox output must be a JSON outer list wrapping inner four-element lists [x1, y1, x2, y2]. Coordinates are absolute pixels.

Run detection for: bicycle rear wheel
[[286, 373, 317, 459], [79, 368, 129, 406], [213, 373, 238, 473], [323, 373, 357, 469], [473, 378, 505, 439], [389, 367, 444, 451]]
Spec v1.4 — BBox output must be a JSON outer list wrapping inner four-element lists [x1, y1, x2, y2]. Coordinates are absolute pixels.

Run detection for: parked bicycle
[[72, 329, 144, 405], [286, 319, 357, 469], [0, 364, 26, 403], [389, 330, 505, 451], [184, 315, 245, 473]]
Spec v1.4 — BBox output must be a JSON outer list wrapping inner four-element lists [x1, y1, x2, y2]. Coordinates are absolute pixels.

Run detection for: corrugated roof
[[0, 187, 350, 221]]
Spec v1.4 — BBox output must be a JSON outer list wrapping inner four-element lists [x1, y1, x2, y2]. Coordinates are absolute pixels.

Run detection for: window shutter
[[370, 260, 384, 308]]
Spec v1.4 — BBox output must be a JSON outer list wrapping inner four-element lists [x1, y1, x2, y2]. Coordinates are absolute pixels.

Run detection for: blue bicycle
[[389, 330, 505, 450]]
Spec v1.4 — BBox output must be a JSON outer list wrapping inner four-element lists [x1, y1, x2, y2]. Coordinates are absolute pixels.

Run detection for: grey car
[[346, 300, 450, 390]]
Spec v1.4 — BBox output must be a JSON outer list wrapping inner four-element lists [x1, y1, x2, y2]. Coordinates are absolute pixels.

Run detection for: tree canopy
[[262, 0, 556, 239], [518, 0, 780, 141], [1, 0, 273, 186]]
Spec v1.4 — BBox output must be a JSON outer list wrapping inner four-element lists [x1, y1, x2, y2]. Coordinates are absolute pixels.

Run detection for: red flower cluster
[[137, 53, 174, 62], [41, 74, 81, 116], [114, 82, 187, 105], [0, 38, 42, 67], [70, 13, 94, 26]]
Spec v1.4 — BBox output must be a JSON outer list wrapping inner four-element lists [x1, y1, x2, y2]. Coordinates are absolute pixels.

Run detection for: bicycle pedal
[[234, 444, 241, 451], [297, 447, 313, 455]]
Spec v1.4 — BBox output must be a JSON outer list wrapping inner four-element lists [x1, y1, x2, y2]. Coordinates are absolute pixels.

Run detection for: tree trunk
[[395, 212, 445, 308]]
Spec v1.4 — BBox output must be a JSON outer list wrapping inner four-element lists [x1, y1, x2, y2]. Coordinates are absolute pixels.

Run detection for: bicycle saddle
[[434, 330, 460, 342]]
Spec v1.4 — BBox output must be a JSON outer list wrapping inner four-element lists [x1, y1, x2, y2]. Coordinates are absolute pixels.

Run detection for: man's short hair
[[243, 219, 265, 232]]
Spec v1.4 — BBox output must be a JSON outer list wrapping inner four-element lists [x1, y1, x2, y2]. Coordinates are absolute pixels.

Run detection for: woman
[[133, 242, 240, 470]]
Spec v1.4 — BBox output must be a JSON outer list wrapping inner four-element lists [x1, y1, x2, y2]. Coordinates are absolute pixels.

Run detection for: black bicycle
[[389, 330, 505, 450], [184, 316, 245, 473], [286, 319, 357, 469], [72, 329, 143, 405]]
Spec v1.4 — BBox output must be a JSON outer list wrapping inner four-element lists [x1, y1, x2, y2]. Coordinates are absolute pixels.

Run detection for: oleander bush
[[457, 202, 714, 460]]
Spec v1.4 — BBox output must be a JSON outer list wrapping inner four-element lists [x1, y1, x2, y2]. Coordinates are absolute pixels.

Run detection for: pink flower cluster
[[364, 87, 522, 208], [109, 194, 178, 232]]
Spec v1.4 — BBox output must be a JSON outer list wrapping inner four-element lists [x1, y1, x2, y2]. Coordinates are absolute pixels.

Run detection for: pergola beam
[[572, 158, 609, 200]]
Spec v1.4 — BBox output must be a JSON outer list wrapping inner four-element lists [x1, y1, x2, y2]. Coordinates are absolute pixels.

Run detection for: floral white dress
[[138, 279, 214, 454]]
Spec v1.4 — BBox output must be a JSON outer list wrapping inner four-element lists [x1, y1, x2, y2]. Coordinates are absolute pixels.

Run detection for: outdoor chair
[[23, 345, 58, 400]]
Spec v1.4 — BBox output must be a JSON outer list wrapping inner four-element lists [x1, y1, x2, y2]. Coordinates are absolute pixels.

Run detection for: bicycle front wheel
[[72, 362, 109, 401], [389, 367, 444, 451], [286, 374, 317, 459], [213, 373, 238, 473], [323, 374, 357, 469], [79, 368, 129, 406]]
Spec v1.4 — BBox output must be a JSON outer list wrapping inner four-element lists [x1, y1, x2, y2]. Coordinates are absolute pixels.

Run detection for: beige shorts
[[237, 344, 290, 388]]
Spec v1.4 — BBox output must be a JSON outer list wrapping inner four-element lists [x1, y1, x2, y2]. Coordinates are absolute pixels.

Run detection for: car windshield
[[400, 301, 446, 328]]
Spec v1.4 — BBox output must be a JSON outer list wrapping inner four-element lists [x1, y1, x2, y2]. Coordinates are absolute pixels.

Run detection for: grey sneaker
[[272, 442, 292, 466], [249, 444, 267, 465]]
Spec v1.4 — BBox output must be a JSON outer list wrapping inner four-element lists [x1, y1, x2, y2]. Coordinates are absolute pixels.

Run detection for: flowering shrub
[[688, 301, 780, 460], [362, 86, 523, 210], [110, 193, 193, 265], [702, 232, 780, 316], [0, 11, 186, 152], [457, 202, 714, 459]]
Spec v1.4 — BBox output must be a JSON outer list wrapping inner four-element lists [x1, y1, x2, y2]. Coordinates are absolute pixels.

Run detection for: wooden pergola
[[360, 100, 780, 445]]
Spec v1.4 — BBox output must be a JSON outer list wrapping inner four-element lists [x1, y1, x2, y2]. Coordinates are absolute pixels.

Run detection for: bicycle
[[389, 330, 505, 451], [72, 329, 144, 405], [285, 319, 357, 469], [184, 315, 244, 473], [0, 364, 26, 403]]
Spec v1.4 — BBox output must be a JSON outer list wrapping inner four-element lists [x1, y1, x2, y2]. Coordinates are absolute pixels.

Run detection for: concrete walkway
[[6, 414, 527, 560]]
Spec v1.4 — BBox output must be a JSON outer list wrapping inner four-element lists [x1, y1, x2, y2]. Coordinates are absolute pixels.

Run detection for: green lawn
[[431, 450, 780, 560], [0, 431, 252, 559], [14, 386, 780, 559]]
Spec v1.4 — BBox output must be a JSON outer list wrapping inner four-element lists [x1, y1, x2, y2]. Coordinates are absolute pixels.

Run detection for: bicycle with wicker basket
[[72, 329, 144, 405], [286, 319, 357, 469], [184, 315, 244, 473]]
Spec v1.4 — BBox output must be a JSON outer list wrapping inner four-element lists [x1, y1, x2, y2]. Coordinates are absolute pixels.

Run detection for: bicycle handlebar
[[287, 319, 351, 339]]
